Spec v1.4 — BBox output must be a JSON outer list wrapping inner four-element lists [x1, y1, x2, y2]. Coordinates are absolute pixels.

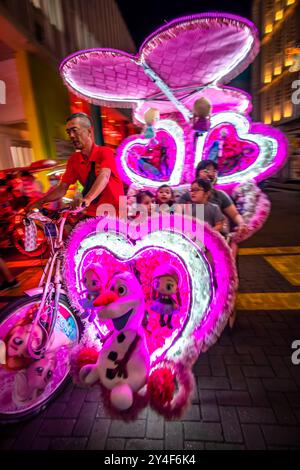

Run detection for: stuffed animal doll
[[150, 264, 181, 329], [79, 271, 149, 411], [192, 97, 211, 134], [143, 108, 160, 141], [192, 97, 212, 150], [79, 264, 107, 323]]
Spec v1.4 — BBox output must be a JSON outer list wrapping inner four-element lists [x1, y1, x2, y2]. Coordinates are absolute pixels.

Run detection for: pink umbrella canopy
[[60, 12, 259, 108]]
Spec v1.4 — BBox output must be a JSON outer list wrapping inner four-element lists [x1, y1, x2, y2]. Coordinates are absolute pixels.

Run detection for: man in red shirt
[[28, 113, 124, 216]]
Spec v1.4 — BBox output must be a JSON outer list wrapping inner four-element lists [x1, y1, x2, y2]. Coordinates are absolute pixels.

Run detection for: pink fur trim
[[148, 361, 195, 419]]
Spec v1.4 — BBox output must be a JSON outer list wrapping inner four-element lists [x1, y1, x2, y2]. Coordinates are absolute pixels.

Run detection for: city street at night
[[1, 187, 300, 451], [1, 0, 300, 455]]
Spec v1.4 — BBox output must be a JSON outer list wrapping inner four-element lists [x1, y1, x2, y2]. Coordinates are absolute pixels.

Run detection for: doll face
[[83, 269, 102, 294], [153, 275, 178, 296], [7, 323, 43, 359], [26, 357, 55, 396], [156, 187, 172, 204]]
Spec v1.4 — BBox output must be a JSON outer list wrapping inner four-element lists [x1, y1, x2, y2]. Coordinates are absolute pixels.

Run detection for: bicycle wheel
[[12, 223, 48, 258], [0, 294, 81, 423]]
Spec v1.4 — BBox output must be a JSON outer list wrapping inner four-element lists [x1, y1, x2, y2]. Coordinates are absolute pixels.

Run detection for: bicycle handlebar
[[58, 202, 86, 215], [26, 202, 86, 222]]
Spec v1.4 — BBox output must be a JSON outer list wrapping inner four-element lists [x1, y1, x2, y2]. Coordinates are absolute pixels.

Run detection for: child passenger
[[189, 179, 225, 232], [135, 190, 154, 216], [155, 185, 175, 213]]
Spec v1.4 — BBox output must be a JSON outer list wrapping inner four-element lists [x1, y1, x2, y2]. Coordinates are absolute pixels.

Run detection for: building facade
[[252, 0, 300, 180], [0, 0, 135, 181]]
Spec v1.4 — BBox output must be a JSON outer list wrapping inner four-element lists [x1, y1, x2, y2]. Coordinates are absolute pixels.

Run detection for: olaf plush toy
[[79, 271, 149, 411]]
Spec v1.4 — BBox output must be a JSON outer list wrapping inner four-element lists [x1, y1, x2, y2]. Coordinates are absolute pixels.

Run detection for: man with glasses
[[28, 113, 124, 217]]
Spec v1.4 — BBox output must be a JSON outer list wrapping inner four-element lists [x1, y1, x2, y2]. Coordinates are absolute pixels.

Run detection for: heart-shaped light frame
[[64, 215, 237, 362], [116, 119, 184, 187], [196, 112, 288, 192]]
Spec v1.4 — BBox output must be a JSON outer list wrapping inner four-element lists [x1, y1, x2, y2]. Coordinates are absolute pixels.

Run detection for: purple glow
[[117, 109, 288, 190], [203, 123, 260, 176], [212, 121, 289, 194], [59, 13, 259, 107], [231, 181, 271, 243], [64, 214, 237, 357], [139, 12, 259, 54], [116, 119, 185, 188], [140, 12, 259, 87]]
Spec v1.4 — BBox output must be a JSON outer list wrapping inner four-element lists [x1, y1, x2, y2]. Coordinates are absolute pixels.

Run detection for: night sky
[[116, 0, 252, 46]]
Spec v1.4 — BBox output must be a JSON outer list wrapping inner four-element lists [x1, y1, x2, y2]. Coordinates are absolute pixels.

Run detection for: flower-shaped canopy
[[60, 13, 259, 108]]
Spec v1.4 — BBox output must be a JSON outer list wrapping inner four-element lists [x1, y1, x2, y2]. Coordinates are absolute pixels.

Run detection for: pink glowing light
[[64, 214, 237, 358], [202, 116, 289, 193], [116, 111, 288, 190], [115, 119, 184, 187], [59, 13, 259, 108]]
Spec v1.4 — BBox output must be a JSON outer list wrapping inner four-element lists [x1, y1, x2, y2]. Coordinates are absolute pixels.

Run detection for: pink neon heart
[[64, 214, 237, 363]]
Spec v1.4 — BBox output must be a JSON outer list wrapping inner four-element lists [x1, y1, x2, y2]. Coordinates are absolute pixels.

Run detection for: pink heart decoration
[[195, 112, 289, 193], [115, 120, 184, 187], [64, 214, 237, 363]]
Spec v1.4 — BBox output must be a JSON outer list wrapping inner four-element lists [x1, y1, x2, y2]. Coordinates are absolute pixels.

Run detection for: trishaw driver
[[28, 113, 124, 216]]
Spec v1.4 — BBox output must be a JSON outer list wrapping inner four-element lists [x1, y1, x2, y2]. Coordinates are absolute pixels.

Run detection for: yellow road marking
[[236, 293, 300, 310], [264, 255, 300, 286], [239, 246, 300, 256]]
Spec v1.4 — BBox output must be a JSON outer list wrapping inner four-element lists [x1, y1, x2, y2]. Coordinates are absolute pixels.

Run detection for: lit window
[[265, 24, 273, 34], [274, 53, 283, 76], [39, 0, 64, 32], [285, 56, 294, 67], [273, 107, 281, 121], [10, 145, 34, 167], [284, 102, 293, 118], [0, 80, 5, 104], [264, 9, 274, 34], [275, 9, 284, 20], [274, 66, 282, 75], [264, 62, 273, 83], [264, 112, 272, 124]]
